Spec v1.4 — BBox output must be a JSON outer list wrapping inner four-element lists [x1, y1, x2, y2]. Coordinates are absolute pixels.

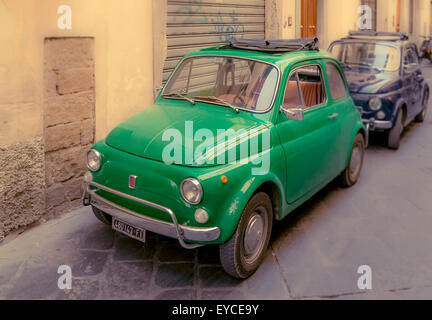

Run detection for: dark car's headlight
[[181, 178, 203, 205], [369, 97, 382, 111], [87, 149, 101, 172]]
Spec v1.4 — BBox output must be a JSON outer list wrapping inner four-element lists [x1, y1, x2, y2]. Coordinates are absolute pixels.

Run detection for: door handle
[[328, 113, 339, 119]]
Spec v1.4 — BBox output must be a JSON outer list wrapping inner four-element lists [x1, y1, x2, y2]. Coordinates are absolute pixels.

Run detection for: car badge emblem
[[129, 175, 137, 189]]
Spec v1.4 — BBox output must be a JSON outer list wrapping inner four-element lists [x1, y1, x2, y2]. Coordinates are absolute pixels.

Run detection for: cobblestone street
[[1, 65, 432, 301]]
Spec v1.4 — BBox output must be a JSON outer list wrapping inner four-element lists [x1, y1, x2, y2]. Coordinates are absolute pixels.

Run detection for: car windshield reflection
[[162, 56, 279, 112], [330, 42, 401, 72]]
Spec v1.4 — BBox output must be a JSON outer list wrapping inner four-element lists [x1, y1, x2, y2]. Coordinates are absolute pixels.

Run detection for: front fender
[[345, 116, 367, 166], [391, 98, 407, 126], [207, 170, 286, 244]]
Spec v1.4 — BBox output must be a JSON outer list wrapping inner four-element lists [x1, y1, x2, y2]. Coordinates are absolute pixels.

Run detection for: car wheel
[[341, 133, 365, 188], [387, 110, 403, 150], [219, 192, 273, 279], [415, 90, 429, 123], [92, 206, 112, 225]]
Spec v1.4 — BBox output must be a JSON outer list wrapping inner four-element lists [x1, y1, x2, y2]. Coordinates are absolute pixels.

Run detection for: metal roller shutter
[[163, 0, 266, 82]]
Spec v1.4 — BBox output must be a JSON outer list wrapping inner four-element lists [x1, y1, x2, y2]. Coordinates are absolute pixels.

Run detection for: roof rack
[[226, 38, 320, 53], [347, 30, 409, 41]]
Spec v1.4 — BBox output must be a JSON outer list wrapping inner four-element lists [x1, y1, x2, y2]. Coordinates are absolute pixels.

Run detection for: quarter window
[[326, 63, 347, 101], [404, 47, 419, 66], [283, 65, 326, 109]]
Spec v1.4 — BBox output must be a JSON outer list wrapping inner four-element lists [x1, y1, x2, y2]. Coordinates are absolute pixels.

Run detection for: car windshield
[[162, 56, 279, 112], [330, 42, 401, 71]]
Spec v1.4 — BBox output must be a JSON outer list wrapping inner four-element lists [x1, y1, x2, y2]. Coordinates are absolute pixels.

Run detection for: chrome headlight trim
[[369, 97, 383, 111], [180, 178, 203, 205], [87, 149, 101, 172]]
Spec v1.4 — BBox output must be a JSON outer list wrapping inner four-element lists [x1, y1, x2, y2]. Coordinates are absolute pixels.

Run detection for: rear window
[[326, 63, 347, 101]]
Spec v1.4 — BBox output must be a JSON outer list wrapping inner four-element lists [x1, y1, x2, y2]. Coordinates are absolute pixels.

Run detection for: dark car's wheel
[[219, 192, 273, 279], [415, 90, 429, 123], [388, 110, 404, 150], [92, 206, 112, 225], [341, 133, 365, 188]]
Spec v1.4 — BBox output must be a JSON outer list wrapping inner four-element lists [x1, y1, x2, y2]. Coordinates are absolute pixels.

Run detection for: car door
[[323, 61, 354, 174], [409, 45, 424, 116], [276, 62, 340, 204], [402, 45, 422, 121]]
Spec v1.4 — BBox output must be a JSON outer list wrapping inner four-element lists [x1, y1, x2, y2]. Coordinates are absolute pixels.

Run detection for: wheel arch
[[252, 181, 283, 221], [218, 174, 287, 243], [393, 98, 408, 126]]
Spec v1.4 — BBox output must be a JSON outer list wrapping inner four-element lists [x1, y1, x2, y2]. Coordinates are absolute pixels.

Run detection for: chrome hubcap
[[349, 146, 362, 178], [243, 207, 268, 264]]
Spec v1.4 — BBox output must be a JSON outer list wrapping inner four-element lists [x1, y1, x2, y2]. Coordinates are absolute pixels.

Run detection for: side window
[[283, 73, 303, 109], [326, 63, 348, 101], [404, 47, 419, 66], [409, 48, 419, 65], [283, 65, 326, 109]]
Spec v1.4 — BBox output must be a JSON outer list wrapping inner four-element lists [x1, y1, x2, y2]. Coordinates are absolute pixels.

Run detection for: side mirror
[[281, 106, 304, 121]]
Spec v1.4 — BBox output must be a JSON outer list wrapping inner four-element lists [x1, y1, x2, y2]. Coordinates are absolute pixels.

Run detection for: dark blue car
[[329, 31, 429, 149]]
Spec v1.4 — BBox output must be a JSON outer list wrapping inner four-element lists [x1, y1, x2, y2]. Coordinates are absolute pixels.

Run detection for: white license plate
[[112, 218, 146, 243]]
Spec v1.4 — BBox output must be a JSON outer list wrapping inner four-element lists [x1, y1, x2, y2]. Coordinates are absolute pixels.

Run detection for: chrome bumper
[[363, 118, 393, 131], [82, 176, 220, 249]]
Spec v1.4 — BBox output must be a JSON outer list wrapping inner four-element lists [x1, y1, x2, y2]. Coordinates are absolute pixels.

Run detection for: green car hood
[[105, 102, 270, 167]]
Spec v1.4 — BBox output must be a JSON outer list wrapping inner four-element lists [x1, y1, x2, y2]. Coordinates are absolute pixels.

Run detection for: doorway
[[301, 0, 317, 38], [43, 37, 95, 215]]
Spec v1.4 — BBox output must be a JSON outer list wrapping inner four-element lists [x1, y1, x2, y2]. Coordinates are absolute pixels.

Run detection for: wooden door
[[301, 0, 317, 38], [396, 0, 401, 32]]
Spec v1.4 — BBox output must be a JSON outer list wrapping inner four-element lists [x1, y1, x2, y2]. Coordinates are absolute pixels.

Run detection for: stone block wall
[[0, 138, 45, 241], [43, 37, 95, 217]]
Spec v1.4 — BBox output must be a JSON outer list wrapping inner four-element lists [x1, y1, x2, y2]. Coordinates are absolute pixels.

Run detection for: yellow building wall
[[266, 0, 297, 40], [317, 0, 361, 50], [378, 0, 431, 46], [0, 0, 155, 240], [0, 0, 154, 147], [376, 0, 396, 32], [412, 0, 431, 46]]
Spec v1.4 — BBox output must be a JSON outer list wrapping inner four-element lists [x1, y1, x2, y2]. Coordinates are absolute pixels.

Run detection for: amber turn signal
[[221, 175, 228, 184]]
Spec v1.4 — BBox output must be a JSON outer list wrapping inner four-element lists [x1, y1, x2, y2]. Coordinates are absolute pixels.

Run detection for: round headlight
[[377, 111, 386, 120], [181, 178, 203, 205], [369, 97, 382, 111], [87, 149, 101, 172]]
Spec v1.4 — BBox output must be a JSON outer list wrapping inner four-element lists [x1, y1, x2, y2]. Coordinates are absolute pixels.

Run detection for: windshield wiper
[[350, 63, 384, 73], [162, 93, 196, 105], [194, 96, 240, 113]]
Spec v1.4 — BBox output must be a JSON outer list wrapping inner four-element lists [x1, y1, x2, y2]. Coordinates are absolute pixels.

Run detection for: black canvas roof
[[226, 38, 319, 53]]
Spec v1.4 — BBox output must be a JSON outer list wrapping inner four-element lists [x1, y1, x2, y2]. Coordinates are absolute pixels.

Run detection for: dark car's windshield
[[162, 56, 279, 112], [330, 42, 401, 71]]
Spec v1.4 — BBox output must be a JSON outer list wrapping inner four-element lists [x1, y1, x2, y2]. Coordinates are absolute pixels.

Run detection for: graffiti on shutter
[[163, 0, 265, 83]]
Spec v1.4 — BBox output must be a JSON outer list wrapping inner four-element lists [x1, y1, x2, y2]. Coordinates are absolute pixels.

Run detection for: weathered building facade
[[0, 0, 431, 240]]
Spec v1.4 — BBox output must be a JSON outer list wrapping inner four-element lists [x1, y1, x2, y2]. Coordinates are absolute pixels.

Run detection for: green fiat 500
[[82, 38, 367, 278]]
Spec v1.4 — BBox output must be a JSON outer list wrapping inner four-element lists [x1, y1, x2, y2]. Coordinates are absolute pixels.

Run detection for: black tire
[[340, 133, 365, 188], [388, 110, 403, 150], [415, 89, 429, 123], [92, 206, 112, 225], [219, 192, 273, 279]]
